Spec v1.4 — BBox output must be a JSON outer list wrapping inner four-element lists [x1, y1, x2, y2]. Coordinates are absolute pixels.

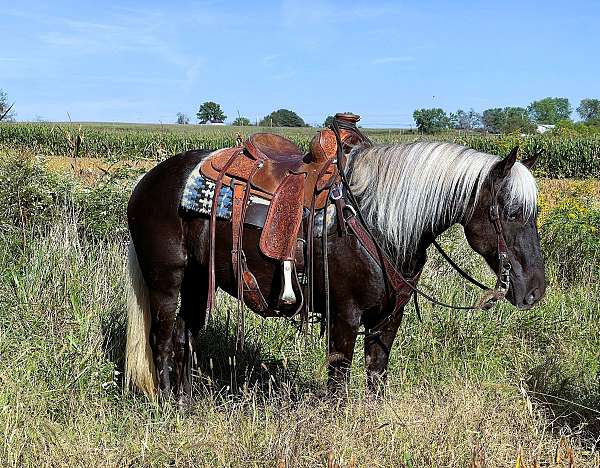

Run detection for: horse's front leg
[[363, 306, 404, 395], [327, 307, 361, 394]]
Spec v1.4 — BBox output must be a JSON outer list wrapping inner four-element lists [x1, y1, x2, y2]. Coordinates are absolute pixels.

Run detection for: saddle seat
[[244, 133, 305, 163]]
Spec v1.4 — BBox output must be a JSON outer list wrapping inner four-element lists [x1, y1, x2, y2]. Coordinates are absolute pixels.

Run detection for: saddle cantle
[[201, 113, 370, 318]]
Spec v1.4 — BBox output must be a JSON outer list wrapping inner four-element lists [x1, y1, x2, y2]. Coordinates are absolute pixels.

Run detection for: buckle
[[330, 185, 343, 200], [489, 204, 499, 222], [343, 205, 356, 220]]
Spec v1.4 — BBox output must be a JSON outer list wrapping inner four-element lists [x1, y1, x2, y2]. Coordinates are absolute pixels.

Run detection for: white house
[[199, 119, 225, 125], [536, 124, 555, 134]]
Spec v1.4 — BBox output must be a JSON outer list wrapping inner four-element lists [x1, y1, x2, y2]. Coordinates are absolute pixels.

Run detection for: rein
[[330, 120, 512, 331]]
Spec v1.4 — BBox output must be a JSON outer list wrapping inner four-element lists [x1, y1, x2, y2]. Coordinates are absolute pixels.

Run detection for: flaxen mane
[[348, 141, 537, 261]]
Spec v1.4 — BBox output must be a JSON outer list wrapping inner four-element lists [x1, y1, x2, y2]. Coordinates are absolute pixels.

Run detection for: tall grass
[[2, 211, 600, 466], [1, 149, 600, 466]]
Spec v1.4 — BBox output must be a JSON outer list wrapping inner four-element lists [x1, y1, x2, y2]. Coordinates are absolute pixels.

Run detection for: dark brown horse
[[125, 140, 546, 401]]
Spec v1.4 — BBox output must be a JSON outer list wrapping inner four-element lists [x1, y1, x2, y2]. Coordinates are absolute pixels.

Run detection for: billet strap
[[231, 183, 246, 349], [232, 161, 262, 288], [322, 187, 331, 351], [206, 148, 243, 322], [231, 161, 268, 347], [305, 157, 337, 326]]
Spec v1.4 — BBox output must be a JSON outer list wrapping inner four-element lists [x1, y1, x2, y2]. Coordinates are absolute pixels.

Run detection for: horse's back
[[129, 150, 209, 217]]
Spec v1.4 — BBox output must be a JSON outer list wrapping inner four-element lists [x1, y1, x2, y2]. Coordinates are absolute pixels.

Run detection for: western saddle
[[200, 113, 371, 318]]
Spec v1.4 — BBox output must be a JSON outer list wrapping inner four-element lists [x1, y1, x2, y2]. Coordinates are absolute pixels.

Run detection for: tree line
[[413, 97, 600, 134], [176, 101, 311, 127], [3, 89, 599, 132]]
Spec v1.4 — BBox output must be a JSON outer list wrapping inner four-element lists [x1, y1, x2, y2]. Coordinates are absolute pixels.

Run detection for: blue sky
[[1, 0, 598, 127]]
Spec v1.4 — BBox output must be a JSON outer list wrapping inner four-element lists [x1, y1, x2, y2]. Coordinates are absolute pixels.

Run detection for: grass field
[[1, 144, 599, 466]]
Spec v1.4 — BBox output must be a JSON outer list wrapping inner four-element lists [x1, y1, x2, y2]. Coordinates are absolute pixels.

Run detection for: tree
[[412, 108, 450, 134], [482, 108, 504, 133], [577, 99, 600, 124], [323, 115, 334, 128], [482, 107, 535, 134], [176, 112, 190, 124], [503, 107, 536, 133], [196, 101, 226, 123], [449, 109, 482, 130], [527, 97, 571, 124], [259, 109, 306, 127], [0, 89, 15, 122], [232, 116, 251, 126]]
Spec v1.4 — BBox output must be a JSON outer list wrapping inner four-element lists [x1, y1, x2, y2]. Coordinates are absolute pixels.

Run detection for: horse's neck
[[359, 203, 459, 278]]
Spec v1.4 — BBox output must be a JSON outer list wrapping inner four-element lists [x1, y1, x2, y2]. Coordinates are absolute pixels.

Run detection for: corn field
[[0, 122, 598, 178]]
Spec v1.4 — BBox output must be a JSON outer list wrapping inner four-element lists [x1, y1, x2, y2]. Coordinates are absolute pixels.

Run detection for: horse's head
[[463, 147, 546, 309]]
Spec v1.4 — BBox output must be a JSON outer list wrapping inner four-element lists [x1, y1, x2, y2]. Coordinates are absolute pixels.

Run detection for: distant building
[[199, 119, 225, 125], [536, 124, 555, 134]]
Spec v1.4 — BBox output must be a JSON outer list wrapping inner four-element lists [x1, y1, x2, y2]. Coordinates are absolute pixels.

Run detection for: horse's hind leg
[[147, 269, 184, 399], [173, 263, 207, 402]]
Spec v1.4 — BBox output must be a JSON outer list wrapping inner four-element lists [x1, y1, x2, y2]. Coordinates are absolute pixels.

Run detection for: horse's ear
[[491, 146, 518, 181], [522, 147, 544, 170]]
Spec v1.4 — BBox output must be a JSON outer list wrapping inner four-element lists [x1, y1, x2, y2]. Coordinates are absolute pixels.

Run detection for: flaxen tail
[[125, 242, 157, 398]]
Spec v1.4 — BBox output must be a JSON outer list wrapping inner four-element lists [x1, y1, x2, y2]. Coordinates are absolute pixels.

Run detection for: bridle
[[429, 181, 512, 311]]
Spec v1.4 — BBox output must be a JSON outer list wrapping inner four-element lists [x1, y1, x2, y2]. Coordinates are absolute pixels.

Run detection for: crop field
[[0, 130, 599, 466], [1, 122, 599, 178]]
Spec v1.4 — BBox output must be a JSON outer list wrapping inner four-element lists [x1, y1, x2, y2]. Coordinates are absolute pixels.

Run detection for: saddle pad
[[181, 162, 270, 227], [181, 165, 233, 219]]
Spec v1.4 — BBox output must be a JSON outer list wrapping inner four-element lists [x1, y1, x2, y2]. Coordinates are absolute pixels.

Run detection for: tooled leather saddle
[[200, 113, 371, 319]]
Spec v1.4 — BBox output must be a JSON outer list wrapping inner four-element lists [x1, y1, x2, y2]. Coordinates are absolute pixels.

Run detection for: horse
[[124, 140, 546, 401]]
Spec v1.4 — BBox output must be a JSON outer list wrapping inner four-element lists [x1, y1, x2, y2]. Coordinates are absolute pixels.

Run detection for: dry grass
[[43, 155, 153, 186], [3, 379, 594, 467]]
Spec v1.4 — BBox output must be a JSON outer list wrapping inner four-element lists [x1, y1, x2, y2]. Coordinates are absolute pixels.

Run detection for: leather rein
[[330, 120, 513, 330]]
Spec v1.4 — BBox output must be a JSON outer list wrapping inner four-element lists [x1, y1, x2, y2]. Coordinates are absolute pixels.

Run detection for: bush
[[0, 151, 74, 232], [541, 199, 600, 284], [0, 150, 130, 242]]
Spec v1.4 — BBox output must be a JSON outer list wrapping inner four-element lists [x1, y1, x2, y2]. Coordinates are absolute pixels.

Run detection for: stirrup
[[280, 260, 296, 304]]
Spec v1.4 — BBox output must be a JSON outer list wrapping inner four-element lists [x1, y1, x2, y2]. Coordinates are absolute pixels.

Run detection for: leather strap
[[431, 240, 489, 291], [231, 162, 270, 330], [206, 148, 243, 321], [305, 157, 337, 324]]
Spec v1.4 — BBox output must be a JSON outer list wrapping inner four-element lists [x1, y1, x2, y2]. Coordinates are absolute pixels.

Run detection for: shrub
[[541, 199, 600, 284], [0, 150, 130, 242], [0, 151, 74, 232]]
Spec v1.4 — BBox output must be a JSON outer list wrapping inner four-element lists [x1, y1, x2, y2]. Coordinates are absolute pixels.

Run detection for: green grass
[[1, 148, 600, 466]]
